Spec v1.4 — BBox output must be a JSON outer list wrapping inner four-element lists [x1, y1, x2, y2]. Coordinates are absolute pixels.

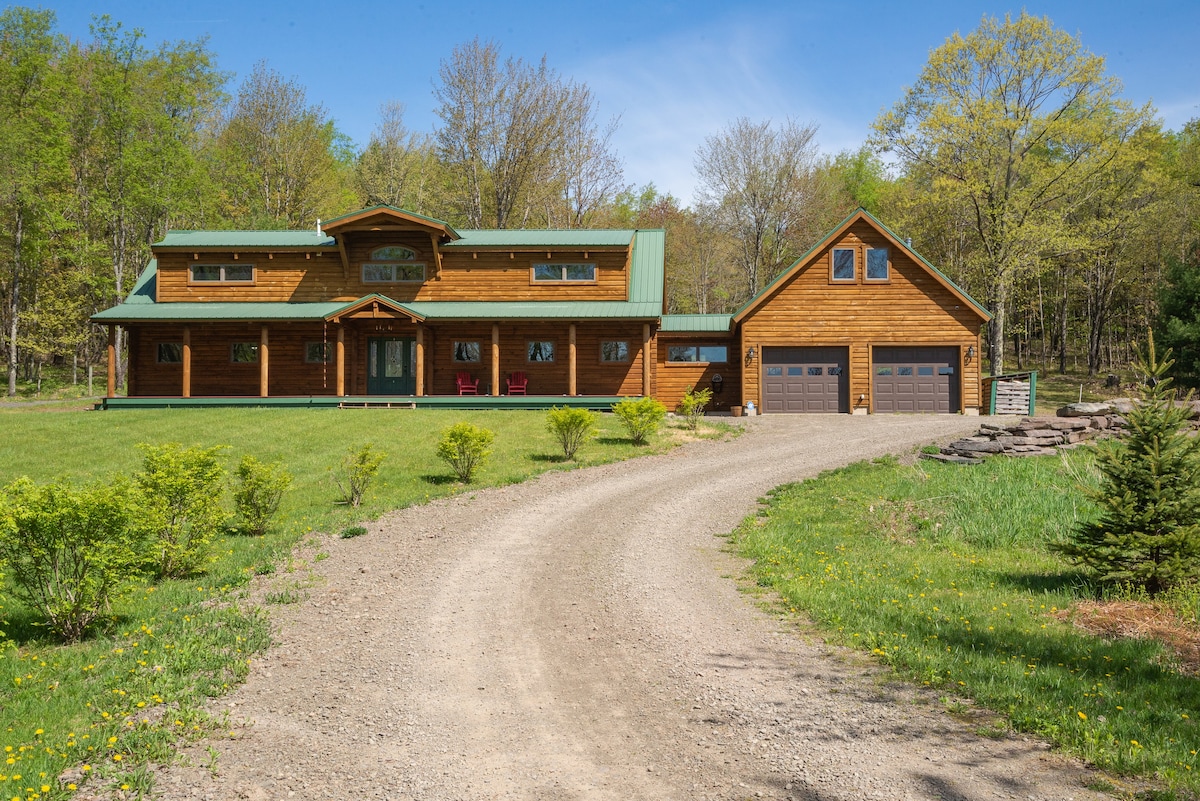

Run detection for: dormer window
[[190, 264, 254, 283], [532, 263, 596, 282], [362, 245, 425, 283]]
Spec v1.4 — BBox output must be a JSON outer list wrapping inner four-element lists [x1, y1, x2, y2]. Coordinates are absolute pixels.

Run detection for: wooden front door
[[367, 337, 415, 395]]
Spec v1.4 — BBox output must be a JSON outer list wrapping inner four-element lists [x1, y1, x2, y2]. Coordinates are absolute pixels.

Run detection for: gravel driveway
[[156, 414, 1105, 801]]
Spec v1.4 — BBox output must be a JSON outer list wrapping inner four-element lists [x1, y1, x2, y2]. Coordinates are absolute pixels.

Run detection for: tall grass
[[0, 406, 699, 799], [735, 451, 1200, 795]]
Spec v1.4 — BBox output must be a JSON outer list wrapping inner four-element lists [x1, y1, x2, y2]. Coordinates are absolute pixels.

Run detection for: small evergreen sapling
[[1056, 335, 1200, 596]]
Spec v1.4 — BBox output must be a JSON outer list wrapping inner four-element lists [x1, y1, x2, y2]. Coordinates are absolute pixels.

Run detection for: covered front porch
[[94, 394, 636, 410], [101, 294, 657, 403]]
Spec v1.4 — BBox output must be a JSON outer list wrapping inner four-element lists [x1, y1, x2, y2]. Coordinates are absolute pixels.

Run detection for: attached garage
[[872, 346, 959, 413], [762, 346, 848, 413]]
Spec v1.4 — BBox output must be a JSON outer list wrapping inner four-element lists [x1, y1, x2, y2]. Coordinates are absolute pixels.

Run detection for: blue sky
[[45, 0, 1200, 206]]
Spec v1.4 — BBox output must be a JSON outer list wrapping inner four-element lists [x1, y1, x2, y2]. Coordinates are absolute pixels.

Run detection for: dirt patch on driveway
[[155, 415, 1107, 800]]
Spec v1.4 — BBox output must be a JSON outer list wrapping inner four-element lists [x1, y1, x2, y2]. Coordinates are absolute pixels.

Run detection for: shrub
[[546, 406, 599, 460], [134, 443, 228, 579], [0, 477, 144, 641], [678, 387, 713, 431], [233, 455, 293, 536], [611, 397, 667, 444], [437, 422, 494, 483], [1056, 334, 1200, 596], [332, 443, 385, 507]]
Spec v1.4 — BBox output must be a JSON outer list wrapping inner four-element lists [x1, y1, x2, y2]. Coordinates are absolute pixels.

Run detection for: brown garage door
[[762, 346, 848, 413], [873, 347, 959, 413]]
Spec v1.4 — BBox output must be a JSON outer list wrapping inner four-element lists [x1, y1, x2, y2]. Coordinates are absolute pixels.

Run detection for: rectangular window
[[766, 366, 783, 376], [531, 263, 596, 282], [600, 341, 629, 362], [453, 341, 481, 362], [876, 367, 893, 376], [157, 343, 182, 364], [305, 342, 333, 364], [362, 263, 425, 282], [832, 248, 856, 281], [807, 367, 824, 376], [787, 367, 804, 376], [667, 345, 728, 363], [898, 366, 914, 376], [527, 341, 555, 362], [917, 366, 934, 376], [231, 343, 259, 363], [866, 247, 889, 281], [938, 366, 955, 375], [191, 264, 254, 283]]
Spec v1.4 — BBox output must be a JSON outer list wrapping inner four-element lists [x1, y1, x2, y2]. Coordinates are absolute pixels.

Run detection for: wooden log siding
[[738, 220, 985, 413], [655, 333, 740, 412], [153, 242, 633, 304]]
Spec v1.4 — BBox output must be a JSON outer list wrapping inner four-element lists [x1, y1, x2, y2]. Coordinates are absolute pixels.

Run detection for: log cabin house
[[93, 205, 991, 414]]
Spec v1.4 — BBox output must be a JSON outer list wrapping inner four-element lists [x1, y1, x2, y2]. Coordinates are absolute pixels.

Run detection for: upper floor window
[[532, 263, 595, 282], [866, 247, 889, 281], [831, 248, 855, 282], [191, 264, 254, 283], [362, 245, 425, 283]]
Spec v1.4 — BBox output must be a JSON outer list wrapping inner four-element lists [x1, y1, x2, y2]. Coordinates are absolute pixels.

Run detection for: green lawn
[[0, 405, 720, 800], [734, 451, 1200, 798]]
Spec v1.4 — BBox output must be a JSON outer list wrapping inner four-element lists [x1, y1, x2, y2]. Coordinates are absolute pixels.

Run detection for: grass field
[[733, 450, 1200, 799], [0, 405, 720, 800]]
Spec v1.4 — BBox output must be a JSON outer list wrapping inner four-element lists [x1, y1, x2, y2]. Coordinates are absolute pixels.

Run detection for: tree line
[[2, 8, 1197, 394]]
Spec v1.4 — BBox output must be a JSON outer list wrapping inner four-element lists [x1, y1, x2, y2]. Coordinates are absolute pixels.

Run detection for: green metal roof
[[444, 229, 636, 248], [154, 230, 336, 248], [659, 314, 733, 333], [628, 230, 665, 306], [93, 300, 347, 323]]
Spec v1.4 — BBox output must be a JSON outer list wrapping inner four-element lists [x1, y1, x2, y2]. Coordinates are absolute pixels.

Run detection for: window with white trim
[[831, 248, 855, 281]]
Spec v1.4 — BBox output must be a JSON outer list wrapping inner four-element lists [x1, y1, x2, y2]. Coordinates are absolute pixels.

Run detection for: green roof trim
[[444, 229, 636, 248], [319, 204, 460, 239], [154, 231, 337, 248], [733, 208, 992, 322], [659, 314, 733, 333], [93, 301, 348, 323]]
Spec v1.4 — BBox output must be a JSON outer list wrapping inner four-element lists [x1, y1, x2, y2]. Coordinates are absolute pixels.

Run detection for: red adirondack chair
[[456, 372, 479, 395], [506, 371, 528, 395]]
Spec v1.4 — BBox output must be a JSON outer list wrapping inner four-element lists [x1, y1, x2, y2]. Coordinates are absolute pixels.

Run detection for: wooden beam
[[336, 327, 345, 397], [428, 233, 443, 278], [415, 326, 425, 397], [492, 324, 500, 397], [182, 326, 191, 399], [336, 235, 350, 281], [642, 323, 652, 397], [106, 326, 116, 398], [568, 323, 577, 396], [259, 325, 269, 398]]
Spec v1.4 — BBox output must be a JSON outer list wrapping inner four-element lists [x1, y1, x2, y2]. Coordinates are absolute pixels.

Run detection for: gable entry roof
[[732, 208, 992, 324]]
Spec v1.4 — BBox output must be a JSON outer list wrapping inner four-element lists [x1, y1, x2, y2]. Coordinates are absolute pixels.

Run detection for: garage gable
[[732, 209, 992, 325]]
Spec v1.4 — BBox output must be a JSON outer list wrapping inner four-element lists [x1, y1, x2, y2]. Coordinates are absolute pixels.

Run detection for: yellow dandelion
[[1078, 711, 1087, 721]]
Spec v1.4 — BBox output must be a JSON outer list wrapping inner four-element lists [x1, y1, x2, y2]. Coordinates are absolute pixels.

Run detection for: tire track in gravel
[[154, 415, 1109, 801]]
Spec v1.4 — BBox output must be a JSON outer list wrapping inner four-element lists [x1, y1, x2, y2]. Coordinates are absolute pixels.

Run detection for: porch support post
[[182, 326, 191, 398], [259, 325, 269, 398], [415, 325, 425, 397], [106, 325, 116, 398], [491, 323, 500, 397], [568, 323, 577, 396], [642, 323, 652, 397], [335, 326, 345, 397]]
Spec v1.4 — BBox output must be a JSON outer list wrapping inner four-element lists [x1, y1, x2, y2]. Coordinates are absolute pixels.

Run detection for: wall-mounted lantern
[[745, 346, 756, 363], [966, 345, 976, 362], [710, 373, 724, 394]]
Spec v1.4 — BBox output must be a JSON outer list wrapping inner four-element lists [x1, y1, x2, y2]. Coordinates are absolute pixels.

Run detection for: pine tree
[[1057, 333, 1200, 595]]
